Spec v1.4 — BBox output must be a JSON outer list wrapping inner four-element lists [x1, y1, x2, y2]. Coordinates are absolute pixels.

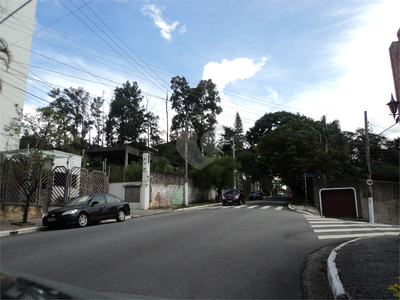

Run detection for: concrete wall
[[109, 182, 142, 210], [313, 174, 399, 225], [150, 183, 214, 208], [0, 0, 37, 151], [109, 171, 216, 209]]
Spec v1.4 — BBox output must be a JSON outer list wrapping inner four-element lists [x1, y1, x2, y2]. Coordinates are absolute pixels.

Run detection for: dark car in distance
[[42, 193, 130, 229], [222, 189, 245, 206], [248, 190, 263, 201]]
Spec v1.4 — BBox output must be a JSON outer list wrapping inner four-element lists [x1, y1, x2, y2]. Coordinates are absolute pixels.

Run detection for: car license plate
[[48, 218, 56, 222], [228, 200, 232, 203]]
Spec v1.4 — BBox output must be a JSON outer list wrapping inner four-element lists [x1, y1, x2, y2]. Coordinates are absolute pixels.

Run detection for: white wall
[[109, 182, 142, 210], [0, 0, 37, 151]]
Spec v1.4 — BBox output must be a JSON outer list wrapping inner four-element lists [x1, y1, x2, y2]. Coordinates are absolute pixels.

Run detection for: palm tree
[[0, 37, 12, 92]]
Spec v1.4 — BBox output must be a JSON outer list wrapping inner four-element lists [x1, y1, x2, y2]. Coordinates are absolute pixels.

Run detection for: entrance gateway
[[319, 187, 358, 218]]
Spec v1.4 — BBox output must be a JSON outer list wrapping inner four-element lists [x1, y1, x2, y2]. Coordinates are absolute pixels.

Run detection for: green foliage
[[190, 156, 239, 200], [5, 151, 53, 222], [106, 81, 146, 146], [108, 160, 142, 182], [47, 87, 104, 150], [388, 277, 400, 298], [151, 157, 182, 174], [250, 111, 356, 191], [169, 76, 222, 143]]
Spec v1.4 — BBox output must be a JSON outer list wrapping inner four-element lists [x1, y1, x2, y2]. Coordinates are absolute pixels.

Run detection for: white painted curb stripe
[[327, 238, 362, 299]]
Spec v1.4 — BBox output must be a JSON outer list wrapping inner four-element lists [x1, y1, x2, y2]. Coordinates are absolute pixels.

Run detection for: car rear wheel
[[117, 209, 125, 222], [77, 213, 88, 227]]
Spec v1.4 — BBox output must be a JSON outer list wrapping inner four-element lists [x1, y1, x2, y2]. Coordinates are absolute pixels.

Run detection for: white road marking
[[304, 214, 400, 239], [318, 232, 400, 239], [247, 205, 259, 209], [261, 206, 271, 210], [234, 205, 248, 209], [314, 227, 400, 233], [275, 206, 284, 210]]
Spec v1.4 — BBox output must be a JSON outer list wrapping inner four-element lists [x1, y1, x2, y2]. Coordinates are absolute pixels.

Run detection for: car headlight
[[62, 209, 78, 216], [234, 195, 239, 199]]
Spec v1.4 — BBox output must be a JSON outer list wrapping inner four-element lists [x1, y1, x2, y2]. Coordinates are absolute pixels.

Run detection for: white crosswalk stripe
[[234, 205, 247, 209], [197, 205, 283, 210], [304, 215, 400, 240], [247, 205, 259, 209]]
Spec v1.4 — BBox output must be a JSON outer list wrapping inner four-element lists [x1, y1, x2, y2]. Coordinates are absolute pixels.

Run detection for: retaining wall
[[313, 174, 399, 225]]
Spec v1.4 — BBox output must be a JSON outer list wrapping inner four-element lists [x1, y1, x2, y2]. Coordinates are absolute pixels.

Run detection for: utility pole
[[364, 111, 374, 223], [183, 119, 189, 206], [232, 137, 236, 189], [166, 92, 169, 143]]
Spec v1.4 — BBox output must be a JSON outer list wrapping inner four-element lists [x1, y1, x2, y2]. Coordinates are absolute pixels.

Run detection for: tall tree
[[234, 111, 243, 136], [169, 76, 222, 143], [5, 151, 52, 223], [145, 111, 164, 147], [47, 87, 103, 149], [3, 105, 71, 151], [105, 81, 146, 146]]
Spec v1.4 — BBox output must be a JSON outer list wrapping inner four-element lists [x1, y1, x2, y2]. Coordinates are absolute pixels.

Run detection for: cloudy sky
[[15, 0, 400, 140]]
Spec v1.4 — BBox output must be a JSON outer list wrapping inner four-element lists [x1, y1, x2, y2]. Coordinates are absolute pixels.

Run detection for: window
[[95, 195, 106, 204], [105, 195, 117, 203]]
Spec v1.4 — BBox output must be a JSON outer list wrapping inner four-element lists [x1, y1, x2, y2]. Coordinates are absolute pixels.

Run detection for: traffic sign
[[366, 179, 373, 186]]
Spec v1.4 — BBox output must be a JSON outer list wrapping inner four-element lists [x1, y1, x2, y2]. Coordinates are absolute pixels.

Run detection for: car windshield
[[225, 190, 239, 195], [65, 195, 93, 206]]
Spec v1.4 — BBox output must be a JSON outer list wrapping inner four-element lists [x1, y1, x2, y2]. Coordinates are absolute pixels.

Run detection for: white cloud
[[140, 4, 181, 41], [202, 57, 268, 90], [287, 0, 400, 139], [201, 57, 268, 132]]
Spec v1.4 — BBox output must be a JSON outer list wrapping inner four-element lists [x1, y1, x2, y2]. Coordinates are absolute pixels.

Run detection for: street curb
[[174, 203, 220, 212], [0, 226, 47, 237], [287, 203, 317, 216], [0, 216, 133, 237], [327, 237, 363, 299]]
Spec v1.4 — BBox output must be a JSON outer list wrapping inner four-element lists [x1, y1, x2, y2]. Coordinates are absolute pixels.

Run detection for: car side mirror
[[91, 201, 99, 207]]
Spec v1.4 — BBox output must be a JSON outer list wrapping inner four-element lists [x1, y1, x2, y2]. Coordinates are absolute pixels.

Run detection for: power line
[[59, 0, 170, 95]]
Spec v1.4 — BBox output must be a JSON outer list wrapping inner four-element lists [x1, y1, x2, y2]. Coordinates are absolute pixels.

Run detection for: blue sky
[[20, 0, 400, 140]]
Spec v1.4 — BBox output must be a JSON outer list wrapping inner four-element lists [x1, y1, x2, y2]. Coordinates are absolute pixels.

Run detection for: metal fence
[[1, 159, 108, 214]]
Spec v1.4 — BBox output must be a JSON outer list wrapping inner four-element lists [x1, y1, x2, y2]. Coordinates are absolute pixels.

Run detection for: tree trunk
[[23, 193, 32, 223]]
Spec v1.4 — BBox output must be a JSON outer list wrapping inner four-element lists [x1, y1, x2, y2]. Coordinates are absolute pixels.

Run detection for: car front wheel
[[77, 213, 88, 227], [117, 209, 125, 222]]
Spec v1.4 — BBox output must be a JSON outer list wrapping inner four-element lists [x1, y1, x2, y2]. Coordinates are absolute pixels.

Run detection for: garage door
[[319, 188, 358, 218], [125, 186, 140, 203]]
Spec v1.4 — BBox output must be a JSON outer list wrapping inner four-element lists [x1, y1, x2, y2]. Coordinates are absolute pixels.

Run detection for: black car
[[42, 193, 130, 229], [249, 190, 263, 200]]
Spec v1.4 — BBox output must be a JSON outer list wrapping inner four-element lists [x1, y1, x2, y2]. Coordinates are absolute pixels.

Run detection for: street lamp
[[386, 94, 400, 123]]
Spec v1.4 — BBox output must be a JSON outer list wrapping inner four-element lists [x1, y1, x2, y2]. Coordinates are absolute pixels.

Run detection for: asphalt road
[[1, 197, 342, 299]]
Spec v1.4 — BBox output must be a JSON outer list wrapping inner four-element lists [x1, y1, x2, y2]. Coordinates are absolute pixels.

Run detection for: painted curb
[[287, 203, 317, 216], [0, 226, 47, 237], [327, 238, 363, 299], [174, 203, 220, 212]]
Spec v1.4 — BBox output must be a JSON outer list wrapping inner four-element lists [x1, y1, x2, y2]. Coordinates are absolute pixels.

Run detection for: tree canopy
[[169, 76, 222, 142]]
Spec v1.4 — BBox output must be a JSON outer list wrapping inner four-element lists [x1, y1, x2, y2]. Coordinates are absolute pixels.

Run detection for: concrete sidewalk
[[288, 201, 400, 299]]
